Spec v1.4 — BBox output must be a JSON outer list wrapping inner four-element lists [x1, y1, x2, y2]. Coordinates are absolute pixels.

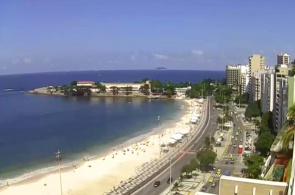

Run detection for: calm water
[[0, 70, 224, 186]]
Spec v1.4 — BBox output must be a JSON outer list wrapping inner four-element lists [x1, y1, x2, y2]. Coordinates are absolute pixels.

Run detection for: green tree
[[216, 116, 223, 124], [181, 164, 193, 175], [196, 149, 217, 171], [165, 89, 173, 97], [110, 86, 118, 95], [204, 136, 215, 149], [71, 81, 77, 86], [245, 102, 260, 119], [189, 159, 200, 170], [150, 80, 163, 93], [255, 132, 275, 157], [173, 182, 179, 191], [289, 60, 295, 76], [282, 105, 295, 147], [243, 155, 264, 179], [124, 86, 133, 95], [253, 119, 260, 130]]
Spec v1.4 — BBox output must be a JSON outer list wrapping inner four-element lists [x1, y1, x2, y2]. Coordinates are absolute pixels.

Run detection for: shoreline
[[27, 86, 173, 99], [0, 99, 192, 195]]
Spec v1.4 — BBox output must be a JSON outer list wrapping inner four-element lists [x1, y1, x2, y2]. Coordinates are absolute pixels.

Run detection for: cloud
[[191, 49, 204, 56], [23, 58, 32, 64], [130, 55, 136, 61], [153, 54, 169, 60], [12, 58, 20, 64]]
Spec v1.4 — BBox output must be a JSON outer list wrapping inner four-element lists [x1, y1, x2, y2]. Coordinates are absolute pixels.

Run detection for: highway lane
[[206, 104, 247, 194], [132, 98, 217, 195]]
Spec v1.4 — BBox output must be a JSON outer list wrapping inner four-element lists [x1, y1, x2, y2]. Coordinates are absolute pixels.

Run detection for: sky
[[0, 0, 295, 74]]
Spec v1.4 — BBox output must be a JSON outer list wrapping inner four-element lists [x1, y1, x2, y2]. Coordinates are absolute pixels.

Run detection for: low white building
[[102, 82, 151, 93], [175, 86, 191, 96]]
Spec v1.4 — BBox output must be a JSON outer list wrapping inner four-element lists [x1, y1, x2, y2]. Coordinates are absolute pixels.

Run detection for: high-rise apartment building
[[249, 54, 265, 76], [226, 65, 241, 87], [261, 71, 275, 113], [273, 64, 289, 132], [248, 54, 265, 102], [250, 69, 269, 103], [226, 64, 249, 94], [240, 65, 250, 94], [277, 53, 290, 66]]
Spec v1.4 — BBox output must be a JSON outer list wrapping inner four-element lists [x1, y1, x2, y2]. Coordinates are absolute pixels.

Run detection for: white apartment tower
[[260, 71, 275, 113], [273, 64, 289, 132], [250, 69, 269, 103], [277, 53, 290, 66]]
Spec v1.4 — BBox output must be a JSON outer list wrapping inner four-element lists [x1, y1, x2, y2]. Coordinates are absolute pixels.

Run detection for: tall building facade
[[226, 65, 241, 87], [250, 70, 269, 103], [261, 71, 275, 113], [288, 76, 295, 109], [249, 54, 265, 102], [277, 53, 290, 66], [226, 64, 249, 94], [273, 64, 289, 132], [241, 65, 250, 94], [249, 54, 265, 76]]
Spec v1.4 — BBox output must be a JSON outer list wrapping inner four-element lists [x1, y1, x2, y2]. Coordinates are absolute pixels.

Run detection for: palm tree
[[110, 86, 118, 95], [282, 105, 295, 147]]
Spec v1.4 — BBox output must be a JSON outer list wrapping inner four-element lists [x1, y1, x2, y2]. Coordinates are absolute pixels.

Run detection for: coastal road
[[206, 104, 247, 194], [132, 98, 216, 195]]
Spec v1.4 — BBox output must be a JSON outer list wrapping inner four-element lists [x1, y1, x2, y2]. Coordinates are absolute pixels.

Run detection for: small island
[[155, 67, 167, 70]]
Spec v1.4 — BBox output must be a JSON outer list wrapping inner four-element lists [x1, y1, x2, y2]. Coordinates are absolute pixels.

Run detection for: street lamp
[[169, 156, 172, 195], [55, 149, 63, 195]]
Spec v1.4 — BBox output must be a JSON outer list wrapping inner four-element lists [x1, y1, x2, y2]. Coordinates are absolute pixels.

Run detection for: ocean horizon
[[0, 70, 224, 187]]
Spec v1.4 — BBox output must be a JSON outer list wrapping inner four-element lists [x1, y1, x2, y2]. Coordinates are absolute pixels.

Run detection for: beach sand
[[0, 99, 204, 195]]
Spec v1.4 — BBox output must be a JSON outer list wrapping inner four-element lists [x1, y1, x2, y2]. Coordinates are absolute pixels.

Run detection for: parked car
[[225, 160, 229, 164], [240, 139, 242, 142], [211, 182, 216, 187], [223, 170, 231, 176], [154, 181, 161, 187], [233, 144, 237, 148], [201, 186, 207, 191], [217, 169, 221, 174], [209, 177, 214, 183]]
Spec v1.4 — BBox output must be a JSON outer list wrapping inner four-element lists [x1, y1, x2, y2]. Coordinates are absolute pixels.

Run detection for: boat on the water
[[3, 89, 14, 92]]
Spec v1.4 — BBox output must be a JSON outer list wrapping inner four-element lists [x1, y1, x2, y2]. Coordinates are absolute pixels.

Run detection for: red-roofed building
[[77, 81, 94, 87]]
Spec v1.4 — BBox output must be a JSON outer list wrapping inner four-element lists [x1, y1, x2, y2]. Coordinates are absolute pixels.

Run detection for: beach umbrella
[[180, 129, 190, 135], [172, 134, 182, 140], [168, 139, 177, 144]]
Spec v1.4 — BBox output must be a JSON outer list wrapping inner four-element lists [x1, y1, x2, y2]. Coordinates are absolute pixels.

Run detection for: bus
[[238, 145, 243, 154]]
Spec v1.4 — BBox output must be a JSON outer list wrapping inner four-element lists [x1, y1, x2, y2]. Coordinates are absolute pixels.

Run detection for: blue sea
[[0, 70, 224, 187]]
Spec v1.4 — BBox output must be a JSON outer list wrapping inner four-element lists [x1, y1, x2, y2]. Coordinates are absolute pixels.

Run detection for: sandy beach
[[0, 99, 205, 195]]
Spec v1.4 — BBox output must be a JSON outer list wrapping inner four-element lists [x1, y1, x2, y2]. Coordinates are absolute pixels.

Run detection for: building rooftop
[[220, 175, 288, 187], [77, 81, 94, 84]]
